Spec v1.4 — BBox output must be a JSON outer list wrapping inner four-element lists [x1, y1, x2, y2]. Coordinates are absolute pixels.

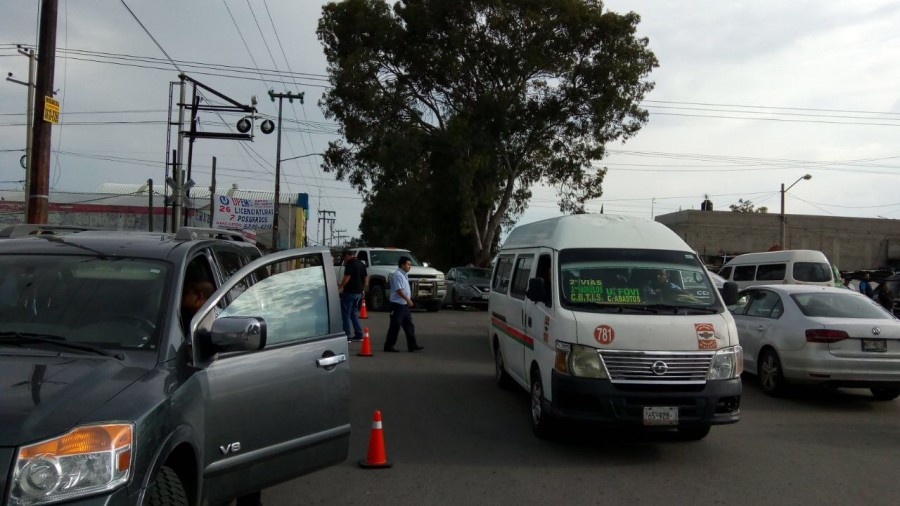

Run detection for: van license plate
[[862, 339, 887, 352], [643, 407, 678, 426]]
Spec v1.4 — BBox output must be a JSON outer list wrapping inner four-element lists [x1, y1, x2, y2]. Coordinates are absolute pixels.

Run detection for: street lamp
[[780, 174, 812, 248]]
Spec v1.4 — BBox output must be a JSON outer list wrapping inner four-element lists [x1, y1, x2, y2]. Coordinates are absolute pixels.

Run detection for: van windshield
[[558, 249, 720, 311]]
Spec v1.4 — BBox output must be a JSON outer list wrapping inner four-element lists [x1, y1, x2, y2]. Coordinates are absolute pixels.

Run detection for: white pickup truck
[[335, 247, 446, 312]]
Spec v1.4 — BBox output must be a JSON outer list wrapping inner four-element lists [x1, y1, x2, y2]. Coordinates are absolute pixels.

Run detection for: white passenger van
[[717, 250, 833, 290], [488, 214, 742, 440]]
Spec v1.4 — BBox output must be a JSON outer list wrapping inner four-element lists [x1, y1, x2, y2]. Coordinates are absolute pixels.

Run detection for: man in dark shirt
[[338, 249, 368, 342]]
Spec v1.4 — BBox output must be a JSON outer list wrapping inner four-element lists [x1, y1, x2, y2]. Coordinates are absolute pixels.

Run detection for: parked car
[[444, 266, 491, 308], [729, 284, 900, 399], [0, 227, 350, 505]]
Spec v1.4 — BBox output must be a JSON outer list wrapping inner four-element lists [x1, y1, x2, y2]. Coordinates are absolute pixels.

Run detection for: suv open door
[[190, 247, 350, 502]]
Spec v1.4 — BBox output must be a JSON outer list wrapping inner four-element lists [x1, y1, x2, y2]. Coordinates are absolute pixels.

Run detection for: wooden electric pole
[[27, 0, 58, 224]]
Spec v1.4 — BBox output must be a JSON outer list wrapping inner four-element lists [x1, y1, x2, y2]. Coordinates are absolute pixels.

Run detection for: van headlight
[[554, 342, 608, 379], [707, 346, 743, 380], [10, 423, 133, 505]]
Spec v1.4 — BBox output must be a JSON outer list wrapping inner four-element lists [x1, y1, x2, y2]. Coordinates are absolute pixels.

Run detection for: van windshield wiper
[[0, 331, 123, 359], [565, 302, 660, 314], [644, 304, 720, 314]]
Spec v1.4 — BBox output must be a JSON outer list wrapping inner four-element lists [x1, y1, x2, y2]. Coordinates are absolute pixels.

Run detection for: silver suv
[[0, 228, 349, 505]]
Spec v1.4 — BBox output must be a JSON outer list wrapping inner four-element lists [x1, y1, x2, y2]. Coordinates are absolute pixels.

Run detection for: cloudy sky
[[2, 1, 899, 243]]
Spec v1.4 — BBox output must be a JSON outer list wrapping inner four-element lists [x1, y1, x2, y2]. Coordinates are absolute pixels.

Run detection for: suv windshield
[[558, 248, 720, 311], [0, 255, 168, 350], [368, 250, 422, 267]]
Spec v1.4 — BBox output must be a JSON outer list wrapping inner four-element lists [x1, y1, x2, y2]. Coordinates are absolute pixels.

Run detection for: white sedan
[[730, 285, 900, 399]]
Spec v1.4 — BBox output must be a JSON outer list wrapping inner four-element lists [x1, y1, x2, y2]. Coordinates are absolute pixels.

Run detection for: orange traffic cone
[[359, 410, 392, 468], [358, 327, 373, 357], [359, 298, 368, 319]]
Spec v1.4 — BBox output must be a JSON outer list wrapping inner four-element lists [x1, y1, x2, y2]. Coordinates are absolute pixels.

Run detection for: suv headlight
[[554, 342, 608, 379], [435, 272, 445, 280], [10, 423, 133, 506], [707, 346, 743, 380]]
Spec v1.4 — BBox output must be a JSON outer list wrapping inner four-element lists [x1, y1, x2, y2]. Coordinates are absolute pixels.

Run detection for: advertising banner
[[212, 194, 274, 231]]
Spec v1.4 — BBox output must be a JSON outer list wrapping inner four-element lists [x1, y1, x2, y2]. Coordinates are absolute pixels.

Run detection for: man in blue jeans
[[338, 249, 367, 342], [383, 255, 424, 352]]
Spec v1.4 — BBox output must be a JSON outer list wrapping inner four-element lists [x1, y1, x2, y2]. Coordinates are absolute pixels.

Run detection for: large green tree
[[318, 0, 657, 267]]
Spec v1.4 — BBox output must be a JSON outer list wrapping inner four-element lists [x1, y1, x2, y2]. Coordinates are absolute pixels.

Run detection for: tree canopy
[[317, 0, 657, 268], [729, 199, 769, 213]]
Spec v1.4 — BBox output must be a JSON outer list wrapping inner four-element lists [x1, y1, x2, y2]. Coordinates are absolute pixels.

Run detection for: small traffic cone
[[359, 410, 392, 468], [358, 327, 373, 357], [359, 298, 368, 319]]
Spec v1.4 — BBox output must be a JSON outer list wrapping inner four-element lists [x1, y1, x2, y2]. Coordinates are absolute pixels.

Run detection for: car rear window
[[793, 262, 832, 283], [791, 292, 890, 319]]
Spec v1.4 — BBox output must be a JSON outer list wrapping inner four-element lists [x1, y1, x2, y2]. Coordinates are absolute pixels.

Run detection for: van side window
[[734, 265, 756, 281], [492, 255, 514, 293], [756, 263, 786, 281], [536, 254, 552, 307], [509, 255, 534, 300], [719, 266, 732, 280]]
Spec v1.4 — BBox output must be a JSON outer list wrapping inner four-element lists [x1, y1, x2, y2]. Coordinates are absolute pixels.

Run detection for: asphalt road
[[265, 308, 900, 505]]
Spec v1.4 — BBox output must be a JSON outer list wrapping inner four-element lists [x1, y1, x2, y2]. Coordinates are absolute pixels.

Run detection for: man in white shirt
[[383, 255, 424, 352]]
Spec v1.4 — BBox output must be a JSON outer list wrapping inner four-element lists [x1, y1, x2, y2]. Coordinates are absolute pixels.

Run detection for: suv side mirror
[[209, 317, 267, 352]]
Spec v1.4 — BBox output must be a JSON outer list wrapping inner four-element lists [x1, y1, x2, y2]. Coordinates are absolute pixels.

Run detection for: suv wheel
[[369, 285, 388, 311], [144, 466, 188, 506]]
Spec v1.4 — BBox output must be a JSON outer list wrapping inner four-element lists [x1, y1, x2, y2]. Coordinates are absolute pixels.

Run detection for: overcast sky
[[2, 1, 900, 243]]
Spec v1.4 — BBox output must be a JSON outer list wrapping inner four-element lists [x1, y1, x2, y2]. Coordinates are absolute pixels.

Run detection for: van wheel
[[144, 466, 188, 506], [494, 343, 514, 390], [677, 425, 711, 441], [758, 348, 787, 397], [870, 387, 900, 401], [530, 371, 554, 439]]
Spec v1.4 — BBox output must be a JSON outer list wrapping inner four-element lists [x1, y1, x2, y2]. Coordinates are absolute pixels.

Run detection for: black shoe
[[409, 346, 424, 352], [384, 348, 400, 353], [349, 336, 364, 342]]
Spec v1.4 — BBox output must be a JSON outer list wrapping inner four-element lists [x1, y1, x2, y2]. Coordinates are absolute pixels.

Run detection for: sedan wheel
[[758, 348, 787, 397]]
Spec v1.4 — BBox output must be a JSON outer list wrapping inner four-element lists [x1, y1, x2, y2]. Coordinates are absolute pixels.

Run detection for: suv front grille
[[599, 350, 714, 384]]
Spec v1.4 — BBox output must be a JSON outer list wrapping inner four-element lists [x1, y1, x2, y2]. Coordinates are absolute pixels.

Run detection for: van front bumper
[[550, 372, 741, 427]]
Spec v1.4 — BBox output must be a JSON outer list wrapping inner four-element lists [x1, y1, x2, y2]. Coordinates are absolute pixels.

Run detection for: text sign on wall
[[212, 194, 274, 230]]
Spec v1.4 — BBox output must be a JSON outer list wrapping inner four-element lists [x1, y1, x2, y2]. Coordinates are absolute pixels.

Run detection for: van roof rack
[[174, 227, 249, 242]]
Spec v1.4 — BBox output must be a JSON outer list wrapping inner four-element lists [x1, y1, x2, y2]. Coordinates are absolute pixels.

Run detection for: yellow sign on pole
[[43, 96, 59, 124]]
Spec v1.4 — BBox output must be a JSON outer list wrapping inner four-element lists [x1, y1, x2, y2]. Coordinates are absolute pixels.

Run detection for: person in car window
[[383, 256, 424, 353], [181, 280, 215, 334], [644, 269, 682, 302]]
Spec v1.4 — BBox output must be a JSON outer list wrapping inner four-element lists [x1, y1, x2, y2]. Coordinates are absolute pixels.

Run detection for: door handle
[[317, 354, 347, 368]]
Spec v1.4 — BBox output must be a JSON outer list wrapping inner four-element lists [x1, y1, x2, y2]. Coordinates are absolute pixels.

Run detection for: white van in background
[[718, 250, 833, 290], [488, 214, 742, 441]]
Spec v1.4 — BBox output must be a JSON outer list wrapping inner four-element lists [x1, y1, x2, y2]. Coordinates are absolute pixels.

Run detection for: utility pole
[[268, 90, 303, 251], [318, 209, 335, 247], [5, 45, 36, 219], [28, 0, 59, 224]]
